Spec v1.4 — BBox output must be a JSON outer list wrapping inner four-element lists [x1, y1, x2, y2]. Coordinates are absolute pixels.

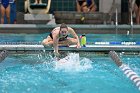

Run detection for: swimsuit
[[77, 0, 93, 7], [136, 0, 140, 7], [49, 33, 68, 41], [86, 0, 92, 6], [77, 0, 85, 6], [1, 0, 10, 8]]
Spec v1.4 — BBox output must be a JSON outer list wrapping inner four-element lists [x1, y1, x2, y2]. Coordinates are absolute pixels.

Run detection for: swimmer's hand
[[54, 52, 60, 57], [76, 43, 81, 48], [42, 43, 52, 48]]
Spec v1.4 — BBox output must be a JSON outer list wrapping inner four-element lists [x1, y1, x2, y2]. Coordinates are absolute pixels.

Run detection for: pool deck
[[0, 45, 140, 53], [0, 24, 140, 34]]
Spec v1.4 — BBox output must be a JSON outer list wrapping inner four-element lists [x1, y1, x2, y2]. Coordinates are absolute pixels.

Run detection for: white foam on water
[[54, 53, 93, 72]]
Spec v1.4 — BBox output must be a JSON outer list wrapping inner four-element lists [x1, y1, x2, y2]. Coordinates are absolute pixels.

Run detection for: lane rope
[[109, 51, 140, 90], [0, 50, 8, 63]]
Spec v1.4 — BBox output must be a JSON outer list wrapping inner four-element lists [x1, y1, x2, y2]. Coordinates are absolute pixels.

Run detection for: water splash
[[53, 53, 93, 72]]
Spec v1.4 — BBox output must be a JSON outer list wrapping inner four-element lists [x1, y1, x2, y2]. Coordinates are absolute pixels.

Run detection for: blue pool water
[[0, 52, 140, 93], [0, 33, 140, 43], [0, 33, 140, 93]]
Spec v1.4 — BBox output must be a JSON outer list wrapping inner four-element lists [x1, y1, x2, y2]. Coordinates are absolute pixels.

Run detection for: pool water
[[0, 33, 140, 93], [120, 54, 140, 75], [0, 34, 140, 43], [0, 52, 140, 93]]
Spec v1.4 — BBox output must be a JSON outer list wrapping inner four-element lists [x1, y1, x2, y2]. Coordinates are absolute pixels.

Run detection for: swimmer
[[42, 23, 81, 57]]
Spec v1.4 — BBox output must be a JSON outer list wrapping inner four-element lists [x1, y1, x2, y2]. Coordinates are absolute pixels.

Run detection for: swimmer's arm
[[53, 34, 59, 56], [69, 27, 81, 48]]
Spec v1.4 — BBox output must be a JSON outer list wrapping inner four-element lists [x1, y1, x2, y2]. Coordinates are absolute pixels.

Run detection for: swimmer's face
[[60, 28, 68, 37]]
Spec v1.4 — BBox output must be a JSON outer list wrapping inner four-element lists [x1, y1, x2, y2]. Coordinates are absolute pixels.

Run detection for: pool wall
[[0, 24, 140, 34]]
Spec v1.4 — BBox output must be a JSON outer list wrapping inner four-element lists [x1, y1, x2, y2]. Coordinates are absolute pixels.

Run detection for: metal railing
[[130, 5, 134, 37]]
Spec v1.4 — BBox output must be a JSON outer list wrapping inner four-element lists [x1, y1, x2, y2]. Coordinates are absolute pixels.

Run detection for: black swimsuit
[[77, 0, 85, 6], [136, 0, 140, 7], [49, 33, 68, 41]]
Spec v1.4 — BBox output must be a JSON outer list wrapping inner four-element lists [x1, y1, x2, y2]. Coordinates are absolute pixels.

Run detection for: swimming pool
[[0, 52, 140, 93], [0, 33, 140, 93]]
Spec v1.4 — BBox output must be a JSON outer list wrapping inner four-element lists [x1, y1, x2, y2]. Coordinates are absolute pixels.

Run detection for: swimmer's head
[[60, 23, 68, 37], [60, 23, 68, 30]]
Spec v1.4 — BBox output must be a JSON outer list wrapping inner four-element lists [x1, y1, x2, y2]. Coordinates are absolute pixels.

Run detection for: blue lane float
[[93, 42, 140, 45], [109, 51, 140, 90]]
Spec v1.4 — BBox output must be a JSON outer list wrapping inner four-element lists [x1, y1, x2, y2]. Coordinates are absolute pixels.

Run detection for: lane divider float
[[0, 50, 8, 63], [109, 51, 140, 90]]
